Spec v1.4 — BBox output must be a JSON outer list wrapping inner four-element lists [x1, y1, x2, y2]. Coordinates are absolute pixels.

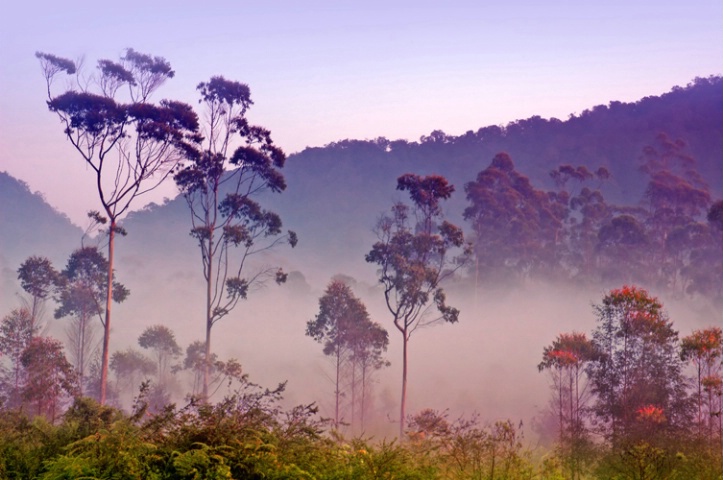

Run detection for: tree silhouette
[[37, 49, 201, 404], [138, 324, 181, 395], [586, 286, 689, 447], [17, 256, 58, 329], [596, 215, 649, 284], [54, 247, 128, 397], [681, 327, 722, 442], [464, 153, 567, 285], [549, 165, 611, 283], [0, 308, 37, 408], [538, 332, 597, 479], [307, 280, 367, 428], [109, 347, 155, 407], [366, 173, 468, 437], [348, 315, 389, 431], [21, 337, 78, 422], [174, 76, 296, 400], [306, 279, 388, 430], [639, 134, 712, 290]]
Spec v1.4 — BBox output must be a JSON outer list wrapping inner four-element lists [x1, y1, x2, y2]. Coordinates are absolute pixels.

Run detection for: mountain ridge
[[2, 76, 720, 296]]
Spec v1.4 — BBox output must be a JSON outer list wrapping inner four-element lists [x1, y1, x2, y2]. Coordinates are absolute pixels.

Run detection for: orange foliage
[[636, 404, 666, 423]]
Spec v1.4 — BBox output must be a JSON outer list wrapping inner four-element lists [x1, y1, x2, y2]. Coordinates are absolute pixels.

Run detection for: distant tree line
[[290, 76, 720, 214], [464, 135, 721, 301]]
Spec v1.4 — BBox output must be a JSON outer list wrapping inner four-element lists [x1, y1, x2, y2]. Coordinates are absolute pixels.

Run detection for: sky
[[1, 0, 721, 226]]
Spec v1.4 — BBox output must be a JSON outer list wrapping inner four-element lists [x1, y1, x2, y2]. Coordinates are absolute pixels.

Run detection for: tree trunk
[[558, 367, 564, 445], [351, 359, 357, 434], [99, 224, 115, 405], [203, 231, 214, 400], [361, 363, 367, 431], [335, 345, 341, 428], [399, 329, 408, 439], [697, 365, 702, 436], [79, 312, 87, 395], [203, 317, 212, 399]]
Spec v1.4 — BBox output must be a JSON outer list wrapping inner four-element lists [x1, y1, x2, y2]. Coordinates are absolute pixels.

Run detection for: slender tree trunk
[[335, 346, 341, 428], [575, 366, 580, 429], [361, 363, 367, 431], [697, 365, 702, 436], [31, 296, 40, 332], [202, 227, 215, 401], [558, 367, 564, 445], [568, 368, 573, 436], [574, 365, 581, 480], [13, 350, 21, 406], [100, 224, 115, 405], [705, 370, 713, 442], [79, 312, 87, 395], [351, 359, 357, 434], [474, 254, 479, 311], [203, 320, 212, 399], [399, 328, 408, 439], [202, 202, 217, 401], [568, 368, 575, 480]]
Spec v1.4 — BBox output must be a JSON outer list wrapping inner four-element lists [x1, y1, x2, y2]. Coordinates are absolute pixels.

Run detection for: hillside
[[253, 76, 723, 284], [0, 172, 83, 307], [3, 76, 720, 295]]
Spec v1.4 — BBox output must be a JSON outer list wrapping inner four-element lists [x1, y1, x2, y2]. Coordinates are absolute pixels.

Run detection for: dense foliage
[[538, 286, 722, 479]]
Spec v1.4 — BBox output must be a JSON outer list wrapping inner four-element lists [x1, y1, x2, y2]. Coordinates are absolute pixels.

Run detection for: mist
[[13, 225, 714, 442]]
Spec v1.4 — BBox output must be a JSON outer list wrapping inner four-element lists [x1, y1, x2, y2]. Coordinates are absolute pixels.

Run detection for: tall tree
[[549, 165, 611, 282], [20, 337, 78, 422], [17, 256, 58, 330], [0, 308, 37, 408], [54, 247, 129, 396], [180, 340, 244, 399], [683, 200, 723, 299], [680, 327, 722, 442], [366, 173, 468, 437], [138, 324, 181, 393], [306, 279, 386, 430], [596, 214, 650, 284], [182, 340, 214, 398], [348, 315, 389, 431], [639, 134, 712, 290], [538, 332, 597, 480], [109, 347, 155, 407], [586, 286, 690, 447], [463, 153, 567, 285], [37, 49, 200, 404], [174, 76, 296, 400]]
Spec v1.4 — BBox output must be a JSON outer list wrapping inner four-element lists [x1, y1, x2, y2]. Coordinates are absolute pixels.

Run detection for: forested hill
[[255, 76, 723, 283], [0, 172, 83, 301], [1, 76, 721, 297], [0, 171, 82, 269], [285, 75, 721, 209]]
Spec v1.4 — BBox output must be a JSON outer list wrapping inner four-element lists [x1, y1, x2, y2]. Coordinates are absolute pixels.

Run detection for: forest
[[0, 50, 720, 479]]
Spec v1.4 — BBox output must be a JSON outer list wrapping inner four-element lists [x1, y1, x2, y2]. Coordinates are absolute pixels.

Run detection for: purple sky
[[1, 0, 721, 225]]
